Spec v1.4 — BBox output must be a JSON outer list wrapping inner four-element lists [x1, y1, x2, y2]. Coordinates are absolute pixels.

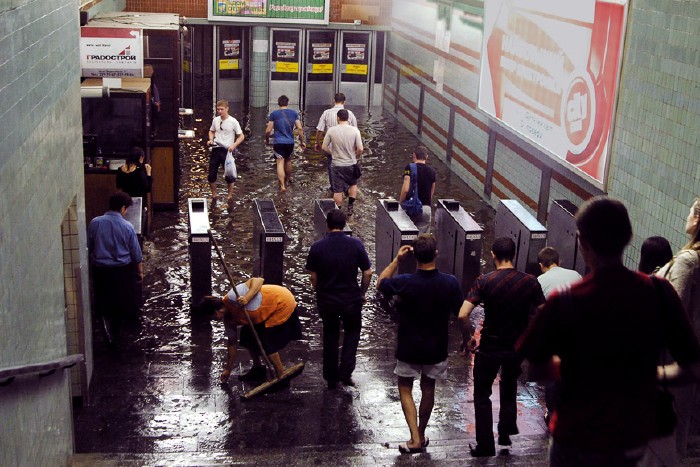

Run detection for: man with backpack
[[399, 146, 435, 233]]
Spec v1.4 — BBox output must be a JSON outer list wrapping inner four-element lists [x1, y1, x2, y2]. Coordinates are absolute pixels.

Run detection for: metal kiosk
[[312, 199, 352, 241], [434, 199, 483, 294], [547, 199, 586, 276], [188, 198, 211, 304], [375, 199, 419, 274], [494, 199, 547, 276], [253, 199, 286, 285]]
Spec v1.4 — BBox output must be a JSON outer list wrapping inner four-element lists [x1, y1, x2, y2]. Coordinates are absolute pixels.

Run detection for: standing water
[[73, 98, 549, 459]]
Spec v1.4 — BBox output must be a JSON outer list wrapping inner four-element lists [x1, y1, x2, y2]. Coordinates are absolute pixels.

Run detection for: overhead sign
[[478, 0, 629, 188], [209, 0, 329, 24], [80, 27, 144, 78]]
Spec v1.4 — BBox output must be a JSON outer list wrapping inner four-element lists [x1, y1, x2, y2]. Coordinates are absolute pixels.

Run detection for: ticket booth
[[339, 31, 372, 107], [215, 26, 246, 104], [270, 28, 302, 107], [304, 30, 337, 106]]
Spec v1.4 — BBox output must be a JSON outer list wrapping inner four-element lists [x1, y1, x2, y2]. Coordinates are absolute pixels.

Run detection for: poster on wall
[[80, 27, 144, 78], [209, 0, 329, 25], [219, 35, 243, 79], [478, 0, 629, 188]]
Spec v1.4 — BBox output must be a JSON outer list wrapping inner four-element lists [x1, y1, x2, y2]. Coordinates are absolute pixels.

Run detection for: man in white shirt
[[207, 99, 244, 207], [321, 109, 363, 215], [537, 247, 582, 298], [314, 93, 357, 188]]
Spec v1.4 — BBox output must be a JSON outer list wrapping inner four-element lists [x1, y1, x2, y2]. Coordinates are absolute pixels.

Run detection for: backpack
[[401, 163, 423, 217]]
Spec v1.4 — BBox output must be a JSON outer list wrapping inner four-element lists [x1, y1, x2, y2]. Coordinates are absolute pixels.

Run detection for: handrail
[[0, 354, 84, 387]]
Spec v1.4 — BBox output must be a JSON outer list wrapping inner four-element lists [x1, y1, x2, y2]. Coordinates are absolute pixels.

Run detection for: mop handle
[[208, 229, 274, 371]]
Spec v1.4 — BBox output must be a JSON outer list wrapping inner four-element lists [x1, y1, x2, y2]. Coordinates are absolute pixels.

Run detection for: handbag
[[401, 163, 423, 216]]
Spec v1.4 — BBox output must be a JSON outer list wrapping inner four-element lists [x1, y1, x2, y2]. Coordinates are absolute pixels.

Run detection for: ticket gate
[[434, 199, 483, 294], [313, 199, 352, 241], [252, 199, 286, 285], [375, 199, 419, 274], [188, 198, 211, 304], [494, 199, 547, 276], [547, 199, 587, 276]]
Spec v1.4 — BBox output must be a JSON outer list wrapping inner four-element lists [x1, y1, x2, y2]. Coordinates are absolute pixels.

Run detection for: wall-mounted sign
[[311, 63, 333, 74], [274, 61, 299, 73], [344, 64, 368, 75], [312, 43, 331, 61], [80, 27, 143, 78], [346, 43, 366, 61], [276, 42, 296, 59], [478, 0, 628, 188], [223, 39, 240, 58], [219, 59, 240, 70], [209, 0, 329, 25]]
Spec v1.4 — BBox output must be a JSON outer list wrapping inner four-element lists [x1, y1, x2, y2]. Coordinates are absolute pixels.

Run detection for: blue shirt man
[[265, 94, 306, 192], [88, 192, 143, 346], [306, 208, 372, 388]]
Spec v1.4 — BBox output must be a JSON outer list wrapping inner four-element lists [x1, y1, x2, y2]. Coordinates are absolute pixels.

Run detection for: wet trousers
[[319, 301, 362, 383], [473, 351, 522, 449]]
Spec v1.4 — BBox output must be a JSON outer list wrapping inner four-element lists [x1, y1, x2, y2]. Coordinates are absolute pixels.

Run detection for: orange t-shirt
[[223, 284, 296, 328]]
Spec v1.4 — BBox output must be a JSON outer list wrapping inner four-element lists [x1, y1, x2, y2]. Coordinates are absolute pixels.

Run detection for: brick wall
[[0, 1, 89, 465], [384, 0, 700, 266]]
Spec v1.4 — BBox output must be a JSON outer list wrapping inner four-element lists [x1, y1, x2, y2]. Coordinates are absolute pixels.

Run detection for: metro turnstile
[[375, 199, 419, 274], [434, 199, 483, 294], [547, 199, 587, 276], [313, 199, 352, 241], [252, 199, 286, 285], [188, 198, 211, 304], [494, 199, 547, 276]]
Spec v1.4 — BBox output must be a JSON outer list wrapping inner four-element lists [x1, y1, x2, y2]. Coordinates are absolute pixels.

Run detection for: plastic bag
[[224, 150, 237, 179]]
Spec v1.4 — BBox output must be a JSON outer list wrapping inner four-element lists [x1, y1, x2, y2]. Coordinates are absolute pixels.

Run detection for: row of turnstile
[[187, 197, 586, 305]]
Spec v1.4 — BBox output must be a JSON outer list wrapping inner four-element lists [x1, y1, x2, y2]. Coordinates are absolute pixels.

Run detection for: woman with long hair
[[655, 197, 700, 462]]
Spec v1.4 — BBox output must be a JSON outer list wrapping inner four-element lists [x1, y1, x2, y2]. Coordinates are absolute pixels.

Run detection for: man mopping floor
[[197, 276, 304, 398]]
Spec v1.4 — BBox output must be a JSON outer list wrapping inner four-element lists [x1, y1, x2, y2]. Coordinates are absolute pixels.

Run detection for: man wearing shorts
[[265, 95, 306, 192], [377, 234, 463, 454], [314, 92, 357, 188], [207, 100, 244, 206], [321, 109, 363, 215]]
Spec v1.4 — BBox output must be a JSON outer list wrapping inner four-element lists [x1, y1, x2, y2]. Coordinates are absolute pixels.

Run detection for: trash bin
[[494, 199, 547, 276], [434, 199, 483, 294], [375, 198, 419, 275], [253, 199, 286, 285], [188, 198, 211, 305], [547, 199, 586, 276], [313, 199, 352, 242]]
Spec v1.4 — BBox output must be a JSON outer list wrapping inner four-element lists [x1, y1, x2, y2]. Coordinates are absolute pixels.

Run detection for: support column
[[251, 26, 269, 108]]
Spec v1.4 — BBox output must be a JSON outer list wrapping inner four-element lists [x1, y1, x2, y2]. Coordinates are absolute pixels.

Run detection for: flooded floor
[[73, 102, 549, 460]]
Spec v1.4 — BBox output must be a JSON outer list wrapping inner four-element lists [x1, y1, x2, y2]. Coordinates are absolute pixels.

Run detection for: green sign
[[210, 0, 329, 24]]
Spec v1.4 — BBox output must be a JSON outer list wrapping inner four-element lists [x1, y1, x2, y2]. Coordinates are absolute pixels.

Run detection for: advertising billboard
[[80, 27, 144, 78], [478, 0, 629, 187], [209, 0, 329, 25]]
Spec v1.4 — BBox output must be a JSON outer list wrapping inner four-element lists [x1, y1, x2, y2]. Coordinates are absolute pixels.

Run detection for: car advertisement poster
[[80, 27, 143, 78], [210, 0, 329, 24], [478, 0, 628, 187]]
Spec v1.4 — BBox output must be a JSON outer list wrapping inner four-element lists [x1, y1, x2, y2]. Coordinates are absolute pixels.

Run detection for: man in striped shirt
[[459, 237, 545, 457], [314, 93, 358, 188]]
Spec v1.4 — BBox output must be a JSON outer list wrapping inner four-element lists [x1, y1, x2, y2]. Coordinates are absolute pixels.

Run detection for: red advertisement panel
[[478, 0, 628, 187]]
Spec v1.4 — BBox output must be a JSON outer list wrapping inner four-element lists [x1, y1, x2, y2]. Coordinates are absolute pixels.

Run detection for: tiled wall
[[0, 1, 89, 465], [385, 0, 700, 266], [123, 0, 392, 24]]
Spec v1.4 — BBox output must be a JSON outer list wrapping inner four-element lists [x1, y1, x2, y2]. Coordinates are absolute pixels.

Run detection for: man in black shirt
[[399, 146, 436, 233], [377, 234, 463, 453], [306, 209, 372, 389], [459, 237, 545, 457]]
